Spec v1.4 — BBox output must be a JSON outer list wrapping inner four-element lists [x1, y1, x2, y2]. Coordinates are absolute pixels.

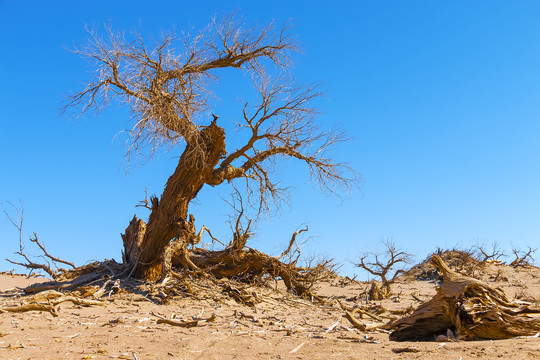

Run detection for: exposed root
[[388, 255, 540, 341], [5, 214, 333, 309]]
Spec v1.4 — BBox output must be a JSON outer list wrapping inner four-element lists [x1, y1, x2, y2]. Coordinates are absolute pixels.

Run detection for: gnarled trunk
[[122, 123, 226, 281], [389, 255, 540, 341]]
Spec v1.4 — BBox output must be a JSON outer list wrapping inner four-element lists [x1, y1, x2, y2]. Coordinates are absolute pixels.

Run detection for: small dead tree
[[510, 246, 536, 268], [63, 14, 357, 290], [356, 240, 412, 299], [473, 241, 506, 263], [3, 202, 75, 279]]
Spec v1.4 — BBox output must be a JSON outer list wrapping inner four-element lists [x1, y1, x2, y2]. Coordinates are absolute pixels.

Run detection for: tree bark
[[123, 123, 226, 281], [389, 255, 540, 341]]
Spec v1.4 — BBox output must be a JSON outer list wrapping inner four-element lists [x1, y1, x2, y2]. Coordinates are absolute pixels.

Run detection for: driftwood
[[0, 303, 58, 316], [389, 254, 540, 341]]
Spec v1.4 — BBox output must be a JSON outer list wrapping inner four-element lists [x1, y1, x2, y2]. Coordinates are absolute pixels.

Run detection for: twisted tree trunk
[[122, 124, 226, 281], [389, 255, 540, 341]]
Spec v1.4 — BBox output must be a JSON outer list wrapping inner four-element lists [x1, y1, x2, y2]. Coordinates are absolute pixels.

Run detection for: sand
[[1, 262, 539, 360]]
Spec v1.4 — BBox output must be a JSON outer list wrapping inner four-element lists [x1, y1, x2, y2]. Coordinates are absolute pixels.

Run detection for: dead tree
[[473, 241, 505, 263], [510, 246, 536, 268], [64, 15, 357, 289], [389, 255, 540, 341], [356, 240, 411, 299], [3, 203, 75, 278]]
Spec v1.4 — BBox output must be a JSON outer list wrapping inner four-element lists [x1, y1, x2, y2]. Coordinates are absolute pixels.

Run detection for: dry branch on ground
[[510, 247, 536, 268], [3, 203, 75, 279], [388, 254, 540, 341]]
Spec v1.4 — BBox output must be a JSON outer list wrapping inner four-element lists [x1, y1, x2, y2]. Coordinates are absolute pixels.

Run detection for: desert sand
[[1, 258, 539, 360]]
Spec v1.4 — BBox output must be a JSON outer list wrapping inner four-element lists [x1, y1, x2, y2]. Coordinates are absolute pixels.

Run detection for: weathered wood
[[121, 216, 147, 265], [368, 281, 381, 301], [130, 123, 227, 281], [389, 255, 540, 341], [0, 303, 58, 316], [188, 247, 317, 299], [23, 273, 103, 294]]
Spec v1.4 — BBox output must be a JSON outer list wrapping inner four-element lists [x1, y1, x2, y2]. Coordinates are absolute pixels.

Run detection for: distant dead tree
[[60, 15, 357, 295], [2, 202, 75, 279], [473, 241, 506, 263], [510, 246, 536, 268], [356, 240, 412, 299]]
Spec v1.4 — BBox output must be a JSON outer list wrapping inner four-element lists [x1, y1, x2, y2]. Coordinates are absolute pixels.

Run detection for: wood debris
[[388, 255, 540, 341], [153, 312, 216, 327]]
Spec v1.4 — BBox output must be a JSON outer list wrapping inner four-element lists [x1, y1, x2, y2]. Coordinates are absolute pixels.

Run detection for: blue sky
[[1, 1, 539, 278]]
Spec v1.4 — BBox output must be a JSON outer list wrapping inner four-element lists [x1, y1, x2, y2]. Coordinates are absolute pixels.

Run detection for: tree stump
[[389, 254, 540, 341], [368, 281, 381, 300]]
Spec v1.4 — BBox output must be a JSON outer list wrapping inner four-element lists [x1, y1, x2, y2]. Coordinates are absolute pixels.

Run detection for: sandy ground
[[1, 262, 539, 360]]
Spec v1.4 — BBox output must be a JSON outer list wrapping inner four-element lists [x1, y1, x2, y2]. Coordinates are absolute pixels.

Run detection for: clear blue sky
[[1, 1, 539, 278]]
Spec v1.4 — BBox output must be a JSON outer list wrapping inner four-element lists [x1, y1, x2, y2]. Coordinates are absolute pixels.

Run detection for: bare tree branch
[[66, 15, 360, 283], [276, 225, 309, 260], [206, 75, 359, 215], [473, 240, 506, 263], [223, 184, 253, 251], [2, 202, 74, 278], [136, 187, 158, 211], [356, 239, 412, 298], [510, 246, 536, 267], [63, 15, 297, 165], [28, 233, 76, 269]]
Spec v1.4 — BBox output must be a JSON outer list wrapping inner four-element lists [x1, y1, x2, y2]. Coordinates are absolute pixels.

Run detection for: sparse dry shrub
[[491, 267, 509, 282], [510, 246, 536, 268], [514, 286, 538, 303], [356, 239, 412, 299], [472, 241, 506, 263], [3, 202, 75, 279], [295, 257, 340, 293]]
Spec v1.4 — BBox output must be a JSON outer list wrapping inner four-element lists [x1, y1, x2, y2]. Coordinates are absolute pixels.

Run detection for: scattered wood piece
[[52, 296, 106, 307], [325, 320, 340, 333], [30, 290, 64, 302], [157, 318, 199, 328], [342, 310, 366, 331], [52, 333, 80, 339], [0, 303, 58, 317], [392, 347, 420, 353], [337, 335, 379, 343], [337, 300, 384, 322], [153, 312, 216, 328], [289, 342, 306, 354], [233, 310, 256, 321]]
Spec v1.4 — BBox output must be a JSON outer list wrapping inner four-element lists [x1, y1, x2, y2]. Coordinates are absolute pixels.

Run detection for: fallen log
[[389, 254, 540, 341]]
